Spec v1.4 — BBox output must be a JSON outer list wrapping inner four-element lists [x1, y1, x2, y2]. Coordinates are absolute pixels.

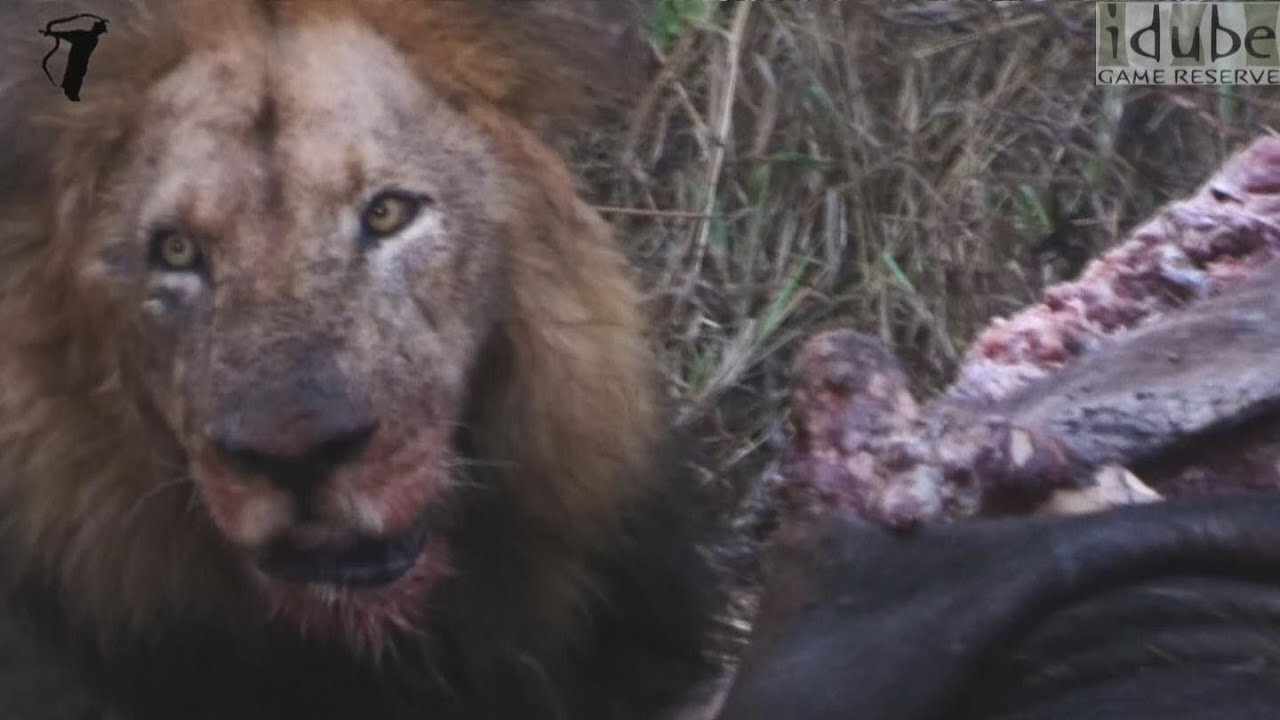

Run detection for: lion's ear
[[367, 0, 654, 127]]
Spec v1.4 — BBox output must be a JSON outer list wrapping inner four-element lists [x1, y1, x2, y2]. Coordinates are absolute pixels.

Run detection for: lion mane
[[0, 1, 723, 718]]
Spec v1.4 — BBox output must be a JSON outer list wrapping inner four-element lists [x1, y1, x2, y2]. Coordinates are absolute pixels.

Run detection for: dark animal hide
[[717, 495, 1280, 720]]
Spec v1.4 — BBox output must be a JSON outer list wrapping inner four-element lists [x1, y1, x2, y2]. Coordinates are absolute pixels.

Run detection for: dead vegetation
[[570, 0, 1280, 563]]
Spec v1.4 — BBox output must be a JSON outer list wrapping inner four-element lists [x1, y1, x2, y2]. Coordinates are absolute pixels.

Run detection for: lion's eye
[[149, 229, 203, 271], [360, 191, 426, 238]]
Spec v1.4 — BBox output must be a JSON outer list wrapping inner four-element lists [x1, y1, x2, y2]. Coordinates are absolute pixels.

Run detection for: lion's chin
[[250, 518, 450, 655]]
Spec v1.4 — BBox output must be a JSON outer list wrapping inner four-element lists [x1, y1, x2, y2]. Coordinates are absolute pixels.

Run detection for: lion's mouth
[[255, 513, 432, 588]]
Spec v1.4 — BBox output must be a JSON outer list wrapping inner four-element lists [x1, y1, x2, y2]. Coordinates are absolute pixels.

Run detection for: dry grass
[[571, 0, 1280, 567]]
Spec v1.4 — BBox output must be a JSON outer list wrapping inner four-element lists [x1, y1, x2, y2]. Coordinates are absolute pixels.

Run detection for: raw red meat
[[779, 136, 1280, 527]]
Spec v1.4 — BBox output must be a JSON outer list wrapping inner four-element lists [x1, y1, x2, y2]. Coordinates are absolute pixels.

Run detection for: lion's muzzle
[[192, 337, 442, 591]]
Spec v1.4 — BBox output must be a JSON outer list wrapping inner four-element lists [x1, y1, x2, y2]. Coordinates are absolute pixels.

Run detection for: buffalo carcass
[[719, 136, 1280, 720]]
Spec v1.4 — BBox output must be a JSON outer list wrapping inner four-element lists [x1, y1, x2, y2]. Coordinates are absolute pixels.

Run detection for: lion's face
[[78, 20, 513, 638]]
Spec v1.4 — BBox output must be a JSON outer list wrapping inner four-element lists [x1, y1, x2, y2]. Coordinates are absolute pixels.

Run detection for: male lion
[[0, 1, 723, 718]]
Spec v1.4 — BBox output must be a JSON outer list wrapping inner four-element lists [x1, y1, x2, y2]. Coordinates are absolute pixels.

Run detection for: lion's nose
[[212, 405, 378, 495]]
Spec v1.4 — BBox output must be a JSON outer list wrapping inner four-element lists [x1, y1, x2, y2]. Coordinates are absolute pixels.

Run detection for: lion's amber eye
[[360, 191, 425, 238], [149, 229, 203, 271]]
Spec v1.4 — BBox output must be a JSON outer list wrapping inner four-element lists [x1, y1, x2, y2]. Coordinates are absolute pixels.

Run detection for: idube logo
[[1096, 2, 1280, 85]]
